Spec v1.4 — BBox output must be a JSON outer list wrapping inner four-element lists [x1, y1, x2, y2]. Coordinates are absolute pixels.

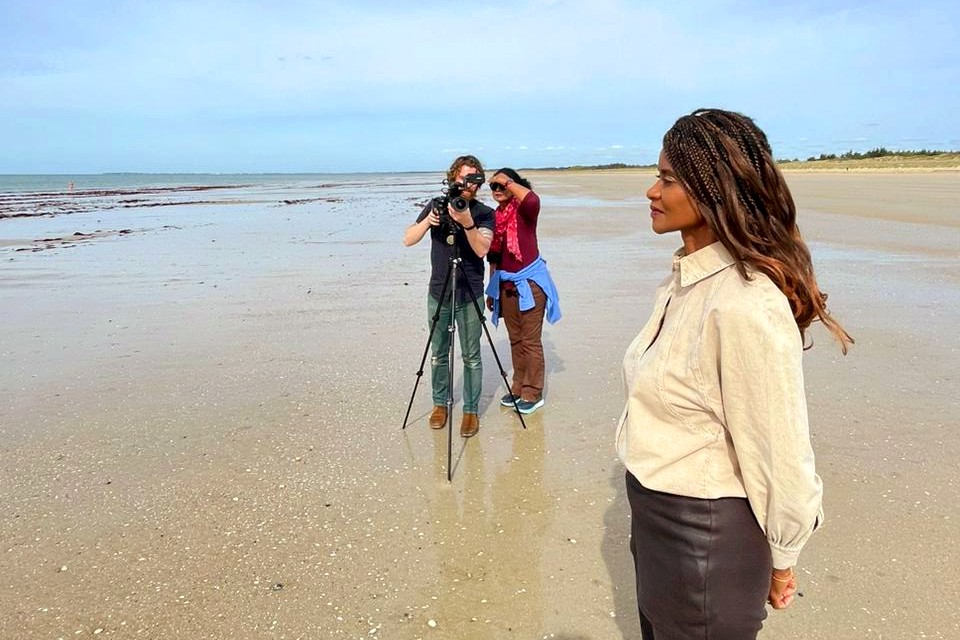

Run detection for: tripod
[[402, 225, 526, 481]]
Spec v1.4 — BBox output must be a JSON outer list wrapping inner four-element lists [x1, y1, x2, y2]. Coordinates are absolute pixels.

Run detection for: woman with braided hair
[[616, 108, 852, 639]]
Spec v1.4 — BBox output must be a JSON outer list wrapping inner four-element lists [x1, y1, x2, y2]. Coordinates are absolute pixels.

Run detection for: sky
[[1, 0, 958, 174]]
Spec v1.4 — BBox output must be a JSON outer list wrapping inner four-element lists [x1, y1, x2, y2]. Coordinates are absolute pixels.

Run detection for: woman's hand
[[768, 568, 797, 609], [486, 295, 494, 311]]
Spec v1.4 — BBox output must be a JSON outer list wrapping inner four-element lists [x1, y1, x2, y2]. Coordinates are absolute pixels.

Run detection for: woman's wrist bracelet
[[771, 571, 794, 582], [463, 223, 477, 231]]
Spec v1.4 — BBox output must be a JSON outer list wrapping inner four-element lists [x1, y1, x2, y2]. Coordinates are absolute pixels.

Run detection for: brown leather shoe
[[429, 406, 447, 429], [460, 413, 479, 438]]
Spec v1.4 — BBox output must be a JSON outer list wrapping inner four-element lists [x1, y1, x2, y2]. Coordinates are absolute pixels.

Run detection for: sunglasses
[[489, 182, 508, 193]]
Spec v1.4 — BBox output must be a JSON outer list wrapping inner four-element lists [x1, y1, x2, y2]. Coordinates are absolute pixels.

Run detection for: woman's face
[[490, 173, 512, 205], [646, 150, 714, 249]]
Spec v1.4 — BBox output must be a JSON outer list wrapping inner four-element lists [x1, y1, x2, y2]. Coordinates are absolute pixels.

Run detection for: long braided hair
[[663, 108, 852, 353]]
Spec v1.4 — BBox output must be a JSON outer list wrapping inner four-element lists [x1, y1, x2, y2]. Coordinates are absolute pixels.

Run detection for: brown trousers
[[500, 281, 546, 402]]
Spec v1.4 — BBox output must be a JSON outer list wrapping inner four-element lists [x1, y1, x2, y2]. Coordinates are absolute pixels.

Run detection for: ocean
[[0, 172, 427, 194], [0, 172, 453, 234]]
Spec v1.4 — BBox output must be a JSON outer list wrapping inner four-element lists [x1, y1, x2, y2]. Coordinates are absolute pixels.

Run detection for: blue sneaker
[[515, 398, 544, 414], [500, 393, 520, 407]]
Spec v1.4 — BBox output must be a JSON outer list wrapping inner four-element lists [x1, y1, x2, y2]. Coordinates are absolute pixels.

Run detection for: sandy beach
[[1, 169, 958, 639]]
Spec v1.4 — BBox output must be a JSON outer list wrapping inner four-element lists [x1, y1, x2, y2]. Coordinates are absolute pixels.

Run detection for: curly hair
[[663, 108, 852, 353], [446, 155, 485, 184]]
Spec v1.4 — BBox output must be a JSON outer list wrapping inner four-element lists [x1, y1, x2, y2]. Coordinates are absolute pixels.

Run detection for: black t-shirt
[[416, 198, 495, 304]]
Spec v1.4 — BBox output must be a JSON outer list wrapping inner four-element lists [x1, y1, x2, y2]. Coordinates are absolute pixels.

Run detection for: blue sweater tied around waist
[[485, 256, 561, 327]]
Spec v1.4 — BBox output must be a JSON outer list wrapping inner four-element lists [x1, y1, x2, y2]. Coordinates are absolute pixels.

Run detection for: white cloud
[[2, 0, 958, 171]]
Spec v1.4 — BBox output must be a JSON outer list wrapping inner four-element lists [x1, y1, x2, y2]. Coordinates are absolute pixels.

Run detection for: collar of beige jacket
[[672, 241, 736, 288]]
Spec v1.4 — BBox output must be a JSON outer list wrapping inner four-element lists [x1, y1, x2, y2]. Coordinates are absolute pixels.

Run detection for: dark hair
[[663, 108, 852, 353], [492, 168, 532, 189], [447, 155, 485, 183]]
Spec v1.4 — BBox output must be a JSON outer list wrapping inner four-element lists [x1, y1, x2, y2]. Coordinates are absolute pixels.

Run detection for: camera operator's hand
[[448, 203, 473, 229], [426, 208, 441, 226]]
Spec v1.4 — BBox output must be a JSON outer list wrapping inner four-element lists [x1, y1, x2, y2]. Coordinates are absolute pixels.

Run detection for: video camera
[[432, 173, 485, 235]]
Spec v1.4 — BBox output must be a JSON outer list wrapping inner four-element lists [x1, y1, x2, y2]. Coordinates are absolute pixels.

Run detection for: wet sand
[[1, 171, 958, 639]]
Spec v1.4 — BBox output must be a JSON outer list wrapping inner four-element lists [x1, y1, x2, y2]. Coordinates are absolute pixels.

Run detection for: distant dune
[[527, 153, 960, 173], [778, 153, 960, 171]]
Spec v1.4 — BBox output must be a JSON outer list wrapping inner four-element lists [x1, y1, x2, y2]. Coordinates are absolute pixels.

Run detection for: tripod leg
[[446, 258, 458, 482], [463, 282, 527, 430], [402, 258, 454, 429]]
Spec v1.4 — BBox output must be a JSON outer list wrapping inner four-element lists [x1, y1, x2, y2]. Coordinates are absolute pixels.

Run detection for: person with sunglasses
[[404, 155, 495, 438], [485, 168, 561, 415]]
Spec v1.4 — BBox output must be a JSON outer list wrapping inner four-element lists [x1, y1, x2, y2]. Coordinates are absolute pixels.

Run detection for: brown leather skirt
[[626, 471, 772, 640]]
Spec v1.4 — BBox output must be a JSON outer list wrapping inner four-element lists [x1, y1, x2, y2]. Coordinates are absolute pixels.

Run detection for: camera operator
[[403, 155, 494, 438]]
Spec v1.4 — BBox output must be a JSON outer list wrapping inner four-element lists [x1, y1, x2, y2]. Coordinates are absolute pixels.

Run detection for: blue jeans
[[428, 293, 483, 414]]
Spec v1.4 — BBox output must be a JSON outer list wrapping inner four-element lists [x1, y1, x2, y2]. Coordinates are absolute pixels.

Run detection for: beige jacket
[[616, 242, 823, 569]]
